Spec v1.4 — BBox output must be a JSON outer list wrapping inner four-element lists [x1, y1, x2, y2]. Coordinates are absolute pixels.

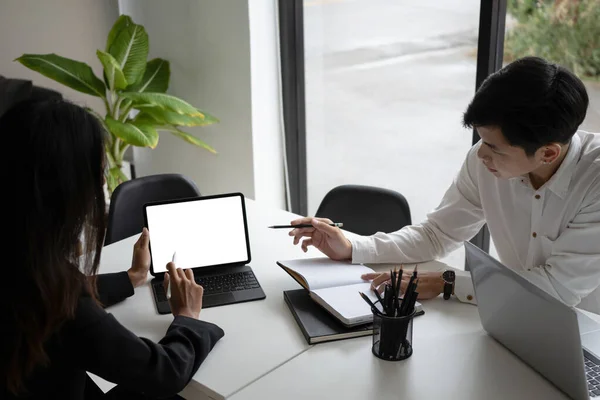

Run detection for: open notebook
[[277, 257, 422, 327]]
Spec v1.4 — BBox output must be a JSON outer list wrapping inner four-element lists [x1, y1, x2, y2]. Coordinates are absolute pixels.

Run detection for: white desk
[[97, 200, 322, 399], [95, 199, 570, 400], [229, 297, 569, 400]]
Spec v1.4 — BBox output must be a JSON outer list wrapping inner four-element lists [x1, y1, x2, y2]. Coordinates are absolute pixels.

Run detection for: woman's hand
[[128, 228, 151, 288], [164, 262, 204, 319], [288, 217, 352, 261]]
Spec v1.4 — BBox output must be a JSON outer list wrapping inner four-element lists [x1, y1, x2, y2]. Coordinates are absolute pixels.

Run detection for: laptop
[[465, 241, 600, 399], [144, 192, 266, 314]]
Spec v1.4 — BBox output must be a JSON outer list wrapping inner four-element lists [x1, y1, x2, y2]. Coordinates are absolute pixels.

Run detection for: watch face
[[442, 270, 456, 283]]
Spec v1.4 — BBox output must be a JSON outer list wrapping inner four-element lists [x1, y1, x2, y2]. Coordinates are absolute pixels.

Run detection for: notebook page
[[311, 283, 422, 325], [311, 283, 378, 324], [277, 258, 374, 290]]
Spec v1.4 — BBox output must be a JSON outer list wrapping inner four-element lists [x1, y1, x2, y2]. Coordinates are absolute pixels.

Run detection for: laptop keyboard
[[585, 356, 600, 397], [154, 270, 261, 301], [196, 271, 261, 295]]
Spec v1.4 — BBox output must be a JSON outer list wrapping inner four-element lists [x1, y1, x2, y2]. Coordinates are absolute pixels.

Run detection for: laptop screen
[[144, 193, 250, 274]]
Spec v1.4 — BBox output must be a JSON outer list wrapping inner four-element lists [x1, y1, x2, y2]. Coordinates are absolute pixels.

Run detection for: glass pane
[[304, 0, 482, 268], [503, 0, 600, 135]]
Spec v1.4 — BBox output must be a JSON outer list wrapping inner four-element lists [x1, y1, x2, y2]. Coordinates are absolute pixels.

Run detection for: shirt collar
[[519, 133, 581, 198], [547, 133, 581, 198]]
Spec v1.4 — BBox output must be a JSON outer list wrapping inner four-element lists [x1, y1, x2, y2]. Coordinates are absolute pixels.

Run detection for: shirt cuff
[[96, 271, 135, 308], [348, 235, 376, 264], [171, 316, 225, 341], [452, 270, 477, 305]]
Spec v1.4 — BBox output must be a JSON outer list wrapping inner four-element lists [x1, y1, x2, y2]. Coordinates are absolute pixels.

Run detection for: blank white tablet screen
[[146, 195, 249, 273]]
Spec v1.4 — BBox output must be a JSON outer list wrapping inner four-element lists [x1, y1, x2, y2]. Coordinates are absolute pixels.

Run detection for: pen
[[268, 223, 343, 229], [167, 251, 177, 300], [359, 292, 383, 316]]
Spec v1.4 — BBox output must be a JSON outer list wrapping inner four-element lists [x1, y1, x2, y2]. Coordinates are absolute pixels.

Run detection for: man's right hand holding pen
[[288, 217, 353, 260], [289, 216, 445, 300]]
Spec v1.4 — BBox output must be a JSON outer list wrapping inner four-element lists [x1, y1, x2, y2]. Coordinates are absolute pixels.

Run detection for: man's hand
[[361, 270, 445, 300], [128, 228, 150, 288], [289, 217, 352, 261], [401, 271, 445, 300]]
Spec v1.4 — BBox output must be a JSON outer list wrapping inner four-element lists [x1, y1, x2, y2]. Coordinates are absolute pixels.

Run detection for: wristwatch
[[442, 270, 456, 300]]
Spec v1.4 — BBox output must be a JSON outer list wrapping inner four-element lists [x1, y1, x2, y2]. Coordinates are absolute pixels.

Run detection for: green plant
[[16, 15, 218, 195], [507, 0, 554, 23], [505, 0, 600, 80]]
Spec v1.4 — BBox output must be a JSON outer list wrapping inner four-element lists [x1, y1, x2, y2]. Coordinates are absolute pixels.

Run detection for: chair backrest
[[0, 76, 62, 117], [315, 184, 411, 236], [104, 173, 200, 245]]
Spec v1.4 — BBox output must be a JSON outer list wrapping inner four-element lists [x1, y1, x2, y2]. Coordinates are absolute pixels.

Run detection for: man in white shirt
[[289, 56, 600, 314]]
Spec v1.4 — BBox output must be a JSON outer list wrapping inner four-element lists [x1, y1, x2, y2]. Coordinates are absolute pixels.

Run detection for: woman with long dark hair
[[0, 91, 223, 399]]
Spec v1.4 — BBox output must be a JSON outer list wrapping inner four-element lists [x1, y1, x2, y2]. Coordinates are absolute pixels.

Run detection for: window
[[279, 1, 511, 268]]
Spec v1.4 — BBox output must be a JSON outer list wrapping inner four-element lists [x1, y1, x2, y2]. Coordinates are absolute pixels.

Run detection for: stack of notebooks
[[278, 258, 424, 344]]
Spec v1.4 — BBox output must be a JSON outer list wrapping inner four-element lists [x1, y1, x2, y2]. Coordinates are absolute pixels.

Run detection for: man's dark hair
[[463, 56, 589, 156]]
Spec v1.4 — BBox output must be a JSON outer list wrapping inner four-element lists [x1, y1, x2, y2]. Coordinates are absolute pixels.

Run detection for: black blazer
[[3, 272, 224, 399]]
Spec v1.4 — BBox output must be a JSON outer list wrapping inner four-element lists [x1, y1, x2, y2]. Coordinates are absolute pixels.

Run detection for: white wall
[[249, 1, 287, 210], [0, 0, 118, 114], [0, 0, 286, 210], [120, 0, 286, 209]]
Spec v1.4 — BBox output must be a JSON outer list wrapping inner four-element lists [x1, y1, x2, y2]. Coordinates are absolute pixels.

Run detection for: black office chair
[[0, 75, 63, 117], [315, 184, 411, 236], [104, 173, 201, 246]]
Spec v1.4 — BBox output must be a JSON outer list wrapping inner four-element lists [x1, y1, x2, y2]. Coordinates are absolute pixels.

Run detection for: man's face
[[475, 125, 542, 179]]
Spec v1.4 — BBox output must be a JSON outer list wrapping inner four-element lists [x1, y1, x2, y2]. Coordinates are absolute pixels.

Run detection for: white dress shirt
[[349, 131, 600, 314]]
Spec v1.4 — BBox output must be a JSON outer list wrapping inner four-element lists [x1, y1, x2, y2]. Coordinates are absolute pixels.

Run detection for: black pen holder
[[371, 307, 416, 361]]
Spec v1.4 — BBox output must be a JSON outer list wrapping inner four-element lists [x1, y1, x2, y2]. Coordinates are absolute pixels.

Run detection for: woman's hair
[[463, 56, 589, 156], [0, 98, 107, 394]]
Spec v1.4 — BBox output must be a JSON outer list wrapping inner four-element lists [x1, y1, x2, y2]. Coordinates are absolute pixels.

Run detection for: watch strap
[[442, 270, 455, 300], [443, 282, 453, 300]]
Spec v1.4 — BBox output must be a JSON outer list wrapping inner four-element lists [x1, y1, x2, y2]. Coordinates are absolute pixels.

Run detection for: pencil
[[400, 276, 415, 315], [167, 251, 177, 300], [269, 223, 343, 229], [408, 291, 419, 315], [395, 264, 403, 315], [373, 284, 385, 312], [401, 278, 419, 316], [384, 285, 393, 317], [391, 267, 399, 317], [390, 268, 396, 304]]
